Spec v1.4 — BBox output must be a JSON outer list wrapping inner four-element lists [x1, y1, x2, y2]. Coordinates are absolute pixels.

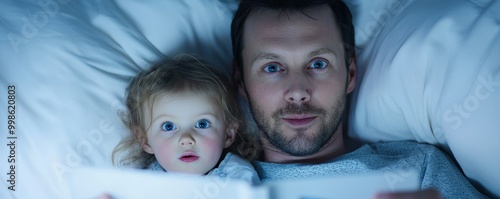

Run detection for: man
[[231, 0, 484, 198]]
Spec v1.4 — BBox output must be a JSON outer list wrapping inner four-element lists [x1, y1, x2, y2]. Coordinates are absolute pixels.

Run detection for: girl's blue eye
[[263, 64, 282, 73], [309, 59, 328, 69], [161, 121, 176, 131], [195, 119, 211, 129]]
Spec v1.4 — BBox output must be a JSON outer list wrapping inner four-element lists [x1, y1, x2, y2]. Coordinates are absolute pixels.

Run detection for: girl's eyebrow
[[197, 112, 220, 119], [152, 112, 220, 122], [151, 114, 174, 124]]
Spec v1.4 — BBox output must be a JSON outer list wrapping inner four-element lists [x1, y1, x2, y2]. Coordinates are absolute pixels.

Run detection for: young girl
[[112, 54, 260, 184]]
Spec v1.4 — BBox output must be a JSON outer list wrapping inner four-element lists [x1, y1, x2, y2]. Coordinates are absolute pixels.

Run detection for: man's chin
[[277, 135, 324, 156]]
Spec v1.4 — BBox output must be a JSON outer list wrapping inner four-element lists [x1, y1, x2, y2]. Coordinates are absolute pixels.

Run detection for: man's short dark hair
[[231, 0, 355, 71]]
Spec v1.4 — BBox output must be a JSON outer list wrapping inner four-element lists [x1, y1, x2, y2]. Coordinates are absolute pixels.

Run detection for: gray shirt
[[253, 141, 485, 199]]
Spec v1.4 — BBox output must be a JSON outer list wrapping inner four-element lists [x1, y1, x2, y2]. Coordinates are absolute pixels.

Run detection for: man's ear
[[135, 127, 153, 154], [224, 122, 238, 148], [346, 54, 357, 94], [232, 61, 247, 99]]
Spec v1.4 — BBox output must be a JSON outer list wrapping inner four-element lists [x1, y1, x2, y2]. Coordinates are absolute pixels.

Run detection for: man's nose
[[284, 72, 311, 104]]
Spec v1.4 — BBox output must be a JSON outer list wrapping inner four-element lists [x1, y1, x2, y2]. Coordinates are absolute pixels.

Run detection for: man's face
[[240, 6, 356, 156]]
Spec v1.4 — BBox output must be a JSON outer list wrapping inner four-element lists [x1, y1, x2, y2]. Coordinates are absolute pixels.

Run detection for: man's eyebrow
[[250, 48, 337, 65], [251, 53, 280, 65], [309, 48, 337, 58]]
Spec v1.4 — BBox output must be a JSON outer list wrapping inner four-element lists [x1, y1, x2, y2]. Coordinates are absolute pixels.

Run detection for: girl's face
[[142, 92, 236, 174]]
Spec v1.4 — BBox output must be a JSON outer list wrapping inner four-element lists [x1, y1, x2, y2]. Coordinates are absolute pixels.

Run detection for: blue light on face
[[263, 63, 282, 73], [309, 59, 328, 69], [161, 121, 176, 131], [195, 119, 211, 129]]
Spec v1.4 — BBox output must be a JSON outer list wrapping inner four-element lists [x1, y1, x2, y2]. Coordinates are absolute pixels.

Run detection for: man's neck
[[260, 128, 345, 164]]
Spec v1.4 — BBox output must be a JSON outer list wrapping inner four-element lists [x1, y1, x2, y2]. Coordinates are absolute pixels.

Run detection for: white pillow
[[347, 0, 500, 197], [343, 0, 405, 48], [0, 0, 237, 198]]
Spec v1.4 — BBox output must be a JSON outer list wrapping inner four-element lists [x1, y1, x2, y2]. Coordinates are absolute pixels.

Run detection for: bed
[[0, 0, 499, 198]]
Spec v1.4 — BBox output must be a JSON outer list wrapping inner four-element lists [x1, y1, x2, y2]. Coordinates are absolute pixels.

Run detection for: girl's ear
[[142, 141, 154, 154], [224, 123, 238, 148], [135, 126, 154, 154]]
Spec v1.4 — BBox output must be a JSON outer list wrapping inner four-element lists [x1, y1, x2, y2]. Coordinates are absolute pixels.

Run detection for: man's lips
[[282, 115, 317, 126], [179, 152, 199, 162]]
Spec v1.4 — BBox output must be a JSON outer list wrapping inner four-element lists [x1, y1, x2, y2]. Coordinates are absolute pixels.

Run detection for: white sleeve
[[208, 153, 261, 185]]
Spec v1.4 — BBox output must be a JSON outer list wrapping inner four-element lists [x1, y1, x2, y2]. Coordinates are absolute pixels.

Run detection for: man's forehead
[[242, 5, 343, 65], [243, 5, 339, 45], [245, 5, 335, 27]]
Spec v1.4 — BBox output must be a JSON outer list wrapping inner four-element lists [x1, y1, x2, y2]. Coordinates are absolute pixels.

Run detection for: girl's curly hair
[[112, 54, 260, 168]]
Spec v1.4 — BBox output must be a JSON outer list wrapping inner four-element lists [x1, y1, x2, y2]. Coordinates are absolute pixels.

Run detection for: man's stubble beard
[[247, 90, 346, 157]]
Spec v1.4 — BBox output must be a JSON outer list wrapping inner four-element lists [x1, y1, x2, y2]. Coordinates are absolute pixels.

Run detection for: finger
[[95, 193, 112, 199]]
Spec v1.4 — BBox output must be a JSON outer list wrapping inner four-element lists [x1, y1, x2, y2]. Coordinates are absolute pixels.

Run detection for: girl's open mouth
[[179, 154, 199, 162]]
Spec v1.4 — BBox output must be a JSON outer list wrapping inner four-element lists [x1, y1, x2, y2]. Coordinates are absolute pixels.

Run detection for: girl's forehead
[[140, 90, 229, 132], [146, 91, 222, 114], [155, 91, 217, 103]]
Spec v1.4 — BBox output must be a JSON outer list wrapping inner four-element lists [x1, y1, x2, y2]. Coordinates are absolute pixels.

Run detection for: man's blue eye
[[263, 64, 282, 73], [309, 59, 328, 69], [195, 119, 211, 129], [161, 121, 176, 131]]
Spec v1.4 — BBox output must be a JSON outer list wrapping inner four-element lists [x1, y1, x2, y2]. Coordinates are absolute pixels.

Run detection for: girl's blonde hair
[[112, 54, 260, 168]]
